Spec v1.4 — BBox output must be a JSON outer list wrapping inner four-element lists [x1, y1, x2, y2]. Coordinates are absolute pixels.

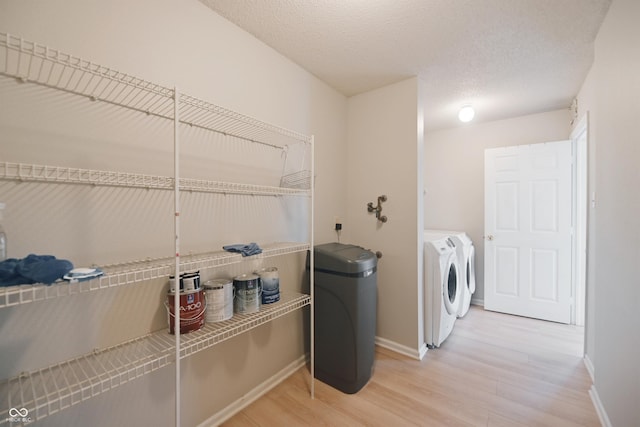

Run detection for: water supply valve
[[367, 195, 388, 223]]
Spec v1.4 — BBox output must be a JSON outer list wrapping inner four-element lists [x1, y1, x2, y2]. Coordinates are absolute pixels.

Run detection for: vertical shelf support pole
[[173, 86, 181, 427], [310, 135, 315, 399]]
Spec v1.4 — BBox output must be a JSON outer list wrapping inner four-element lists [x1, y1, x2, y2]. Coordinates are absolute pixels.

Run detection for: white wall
[[0, 0, 347, 425], [346, 77, 425, 355], [574, 0, 640, 425], [424, 109, 570, 303]]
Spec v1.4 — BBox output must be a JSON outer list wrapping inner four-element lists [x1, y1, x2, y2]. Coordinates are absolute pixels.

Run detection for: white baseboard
[[375, 336, 425, 360], [418, 343, 428, 360], [198, 355, 307, 427], [470, 298, 484, 307], [589, 385, 612, 427], [583, 354, 595, 382]]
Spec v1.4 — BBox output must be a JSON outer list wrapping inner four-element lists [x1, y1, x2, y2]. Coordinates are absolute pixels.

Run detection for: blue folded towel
[[0, 254, 74, 286], [222, 242, 263, 257]]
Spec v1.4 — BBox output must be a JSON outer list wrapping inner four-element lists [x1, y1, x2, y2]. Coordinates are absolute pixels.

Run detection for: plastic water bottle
[[0, 202, 6, 261]]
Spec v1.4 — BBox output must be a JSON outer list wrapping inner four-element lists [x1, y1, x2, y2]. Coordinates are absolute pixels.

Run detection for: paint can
[[169, 271, 201, 293], [255, 267, 280, 304], [182, 272, 200, 291], [203, 278, 234, 322], [233, 273, 261, 314], [166, 289, 206, 334]]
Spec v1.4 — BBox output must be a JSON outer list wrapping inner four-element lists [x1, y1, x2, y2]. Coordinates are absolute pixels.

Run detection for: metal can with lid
[[203, 278, 234, 322], [255, 267, 280, 304], [233, 273, 261, 314]]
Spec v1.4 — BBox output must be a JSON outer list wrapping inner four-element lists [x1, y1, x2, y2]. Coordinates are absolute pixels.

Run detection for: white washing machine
[[423, 234, 461, 348], [425, 230, 476, 317]]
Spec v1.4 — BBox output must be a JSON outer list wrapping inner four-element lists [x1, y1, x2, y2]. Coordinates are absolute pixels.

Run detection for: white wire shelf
[[179, 176, 310, 195], [0, 162, 174, 190], [0, 162, 311, 195], [0, 292, 310, 425], [179, 94, 312, 149], [0, 33, 175, 121], [177, 242, 310, 273], [0, 32, 312, 150], [0, 242, 310, 309], [178, 292, 310, 358]]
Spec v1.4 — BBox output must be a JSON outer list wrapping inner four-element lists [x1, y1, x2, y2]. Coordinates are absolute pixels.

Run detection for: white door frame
[[570, 113, 589, 326]]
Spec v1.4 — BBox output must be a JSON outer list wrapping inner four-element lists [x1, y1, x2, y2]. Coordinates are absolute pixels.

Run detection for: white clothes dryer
[[423, 234, 461, 348], [425, 230, 476, 317]]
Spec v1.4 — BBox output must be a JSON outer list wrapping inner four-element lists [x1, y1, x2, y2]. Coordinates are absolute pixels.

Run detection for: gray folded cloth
[[222, 243, 262, 257], [0, 254, 74, 286]]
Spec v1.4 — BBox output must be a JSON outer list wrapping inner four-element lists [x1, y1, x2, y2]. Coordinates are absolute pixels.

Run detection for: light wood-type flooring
[[222, 306, 599, 426]]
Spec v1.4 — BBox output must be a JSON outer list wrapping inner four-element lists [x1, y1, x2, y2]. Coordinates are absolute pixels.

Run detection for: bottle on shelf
[[0, 202, 6, 261]]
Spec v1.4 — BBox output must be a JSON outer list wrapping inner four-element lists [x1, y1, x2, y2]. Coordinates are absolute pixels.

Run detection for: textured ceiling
[[201, 0, 610, 131]]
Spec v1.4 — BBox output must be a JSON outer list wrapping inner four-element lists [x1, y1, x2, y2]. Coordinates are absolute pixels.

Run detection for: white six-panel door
[[484, 141, 572, 324]]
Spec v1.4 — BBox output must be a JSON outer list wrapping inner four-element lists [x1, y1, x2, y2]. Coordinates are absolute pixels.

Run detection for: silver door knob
[[487, 235, 494, 241]]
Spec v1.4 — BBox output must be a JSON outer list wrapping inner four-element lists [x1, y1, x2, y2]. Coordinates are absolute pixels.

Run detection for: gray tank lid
[[313, 243, 377, 274]]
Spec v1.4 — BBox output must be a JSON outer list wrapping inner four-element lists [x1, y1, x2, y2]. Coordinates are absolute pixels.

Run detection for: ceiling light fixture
[[458, 105, 475, 123]]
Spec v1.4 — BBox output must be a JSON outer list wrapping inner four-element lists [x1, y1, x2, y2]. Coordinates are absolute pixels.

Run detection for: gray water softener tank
[[311, 242, 377, 394]]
